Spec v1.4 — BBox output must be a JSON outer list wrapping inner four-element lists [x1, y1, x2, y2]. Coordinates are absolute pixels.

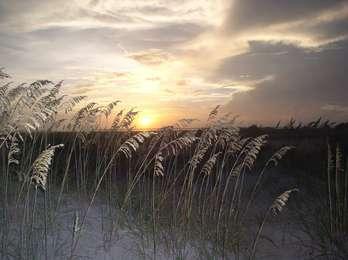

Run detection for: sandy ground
[[3, 170, 320, 260]]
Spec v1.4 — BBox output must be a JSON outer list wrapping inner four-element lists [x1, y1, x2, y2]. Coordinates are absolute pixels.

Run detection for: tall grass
[[0, 71, 298, 259]]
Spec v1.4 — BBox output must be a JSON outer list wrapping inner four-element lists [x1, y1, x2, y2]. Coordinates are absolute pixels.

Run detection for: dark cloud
[[219, 40, 348, 123], [305, 16, 348, 41], [128, 49, 171, 65], [225, 0, 345, 33]]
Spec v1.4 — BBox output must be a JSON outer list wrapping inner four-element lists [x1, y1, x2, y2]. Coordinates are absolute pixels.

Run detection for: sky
[[0, 0, 348, 128]]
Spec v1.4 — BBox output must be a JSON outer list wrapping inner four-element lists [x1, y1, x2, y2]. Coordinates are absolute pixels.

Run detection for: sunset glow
[[1, 2, 348, 259], [138, 115, 153, 129], [0, 0, 347, 125]]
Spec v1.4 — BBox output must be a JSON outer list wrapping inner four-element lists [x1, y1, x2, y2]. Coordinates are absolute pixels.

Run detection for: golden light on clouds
[[1, 0, 347, 125]]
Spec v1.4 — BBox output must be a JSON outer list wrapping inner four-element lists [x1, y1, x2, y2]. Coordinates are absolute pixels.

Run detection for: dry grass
[[2, 70, 334, 260]]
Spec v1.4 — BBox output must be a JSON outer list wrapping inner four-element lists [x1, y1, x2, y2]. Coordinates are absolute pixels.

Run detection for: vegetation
[[0, 70, 346, 259]]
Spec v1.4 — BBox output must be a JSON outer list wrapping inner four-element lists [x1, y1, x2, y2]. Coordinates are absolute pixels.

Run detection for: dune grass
[[0, 71, 327, 260]]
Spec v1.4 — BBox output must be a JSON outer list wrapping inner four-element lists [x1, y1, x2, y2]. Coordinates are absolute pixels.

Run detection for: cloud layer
[[0, 0, 347, 126]]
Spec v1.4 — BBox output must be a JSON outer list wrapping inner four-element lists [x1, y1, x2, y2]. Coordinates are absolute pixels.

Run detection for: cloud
[[0, 0, 347, 124], [118, 23, 205, 51], [225, 0, 345, 33], [221, 40, 348, 124], [0, 0, 222, 33], [128, 49, 172, 65], [322, 104, 348, 113], [304, 13, 348, 42]]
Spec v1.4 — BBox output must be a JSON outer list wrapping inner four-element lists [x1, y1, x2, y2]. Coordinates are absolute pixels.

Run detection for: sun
[[138, 115, 152, 129]]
